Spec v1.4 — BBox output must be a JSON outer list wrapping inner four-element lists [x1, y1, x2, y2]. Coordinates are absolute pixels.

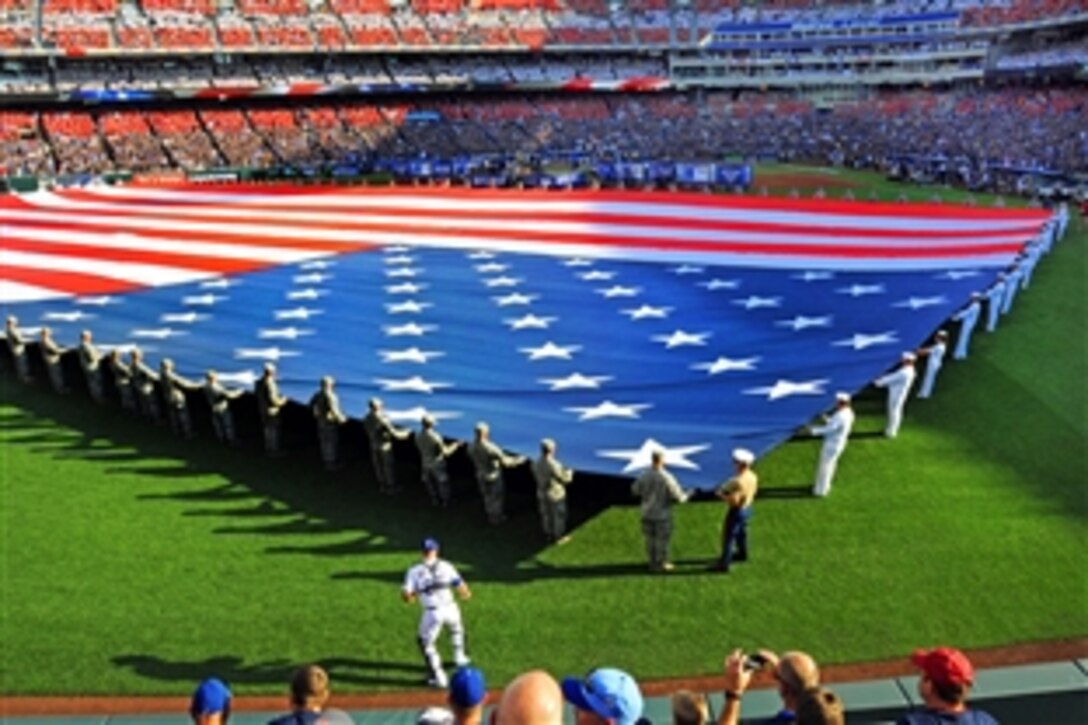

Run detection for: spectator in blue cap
[[449, 666, 487, 724], [190, 677, 231, 725], [418, 666, 487, 725], [562, 667, 644, 725]]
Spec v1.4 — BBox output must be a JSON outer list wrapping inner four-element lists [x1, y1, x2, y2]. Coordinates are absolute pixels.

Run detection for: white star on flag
[[622, 305, 672, 320], [654, 330, 710, 348], [385, 300, 432, 314], [893, 296, 947, 310], [493, 293, 538, 307], [734, 296, 782, 310], [776, 315, 832, 331], [671, 264, 704, 275], [379, 347, 445, 364], [793, 271, 835, 282], [300, 259, 335, 270], [374, 376, 452, 394], [564, 401, 651, 421], [385, 267, 422, 278], [293, 273, 331, 285], [837, 284, 886, 297], [42, 311, 93, 322], [234, 347, 300, 361], [383, 322, 437, 337], [519, 341, 581, 360], [504, 314, 557, 330], [699, 279, 740, 291], [691, 356, 761, 374], [383, 245, 411, 254], [744, 378, 829, 401], [183, 294, 226, 306], [563, 258, 593, 267], [384, 255, 417, 266], [538, 373, 612, 390], [598, 438, 711, 473], [160, 312, 205, 324], [384, 406, 462, 423], [467, 250, 496, 259], [200, 278, 238, 289], [129, 328, 186, 340], [275, 307, 323, 321], [578, 270, 616, 281], [597, 285, 641, 298], [832, 331, 899, 350], [936, 270, 980, 280], [386, 282, 428, 295], [287, 288, 327, 301], [75, 296, 117, 306], [482, 276, 523, 288], [259, 327, 313, 340], [475, 262, 509, 274]]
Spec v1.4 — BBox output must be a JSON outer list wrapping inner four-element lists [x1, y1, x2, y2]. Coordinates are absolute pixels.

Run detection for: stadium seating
[[146, 110, 222, 170]]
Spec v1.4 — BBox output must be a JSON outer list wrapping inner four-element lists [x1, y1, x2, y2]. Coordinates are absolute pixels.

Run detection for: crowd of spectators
[[2, 86, 1084, 180], [1, 0, 1084, 53], [181, 645, 1002, 724]]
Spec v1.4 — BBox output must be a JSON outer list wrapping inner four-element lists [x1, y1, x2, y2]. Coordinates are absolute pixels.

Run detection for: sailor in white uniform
[[402, 538, 472, 688], [874, 352, 917, 438]]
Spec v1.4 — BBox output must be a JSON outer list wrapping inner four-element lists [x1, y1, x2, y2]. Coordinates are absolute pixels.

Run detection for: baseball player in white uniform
[[402, 538, 472, 688], [810, 393, 855, 498], [874, 352, 917, 438]]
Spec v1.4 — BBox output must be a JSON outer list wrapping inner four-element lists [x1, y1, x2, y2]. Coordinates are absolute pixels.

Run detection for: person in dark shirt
[[268, 664, 330, 725], [898, 648, 999, 725]]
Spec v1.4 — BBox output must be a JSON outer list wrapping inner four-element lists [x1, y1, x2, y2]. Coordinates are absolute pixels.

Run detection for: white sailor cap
[[732, 448, 755, 465], [902, 351, 916, 362], [836, 392, 852, 403]]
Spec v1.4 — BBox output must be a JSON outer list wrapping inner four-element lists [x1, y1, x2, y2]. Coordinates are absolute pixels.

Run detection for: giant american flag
[[0, 185, 1051, 488]]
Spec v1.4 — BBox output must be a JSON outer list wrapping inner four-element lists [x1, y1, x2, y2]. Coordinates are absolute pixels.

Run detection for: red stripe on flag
[[1, 236, 266, 274], [0, 267, 139, 296]]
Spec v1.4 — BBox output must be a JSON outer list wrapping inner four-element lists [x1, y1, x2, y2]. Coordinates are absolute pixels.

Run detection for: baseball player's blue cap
[[449, 666, 487, 708], [562, 668, 643, 725], [189, 677, 232, 717], [422, 537, 440, 552]]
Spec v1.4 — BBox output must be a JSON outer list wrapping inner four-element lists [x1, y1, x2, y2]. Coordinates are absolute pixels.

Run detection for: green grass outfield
[[0, 169, 1085, 696]]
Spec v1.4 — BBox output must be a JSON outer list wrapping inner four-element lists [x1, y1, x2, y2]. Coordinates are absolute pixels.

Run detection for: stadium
[[1, 0, 1086, 723]]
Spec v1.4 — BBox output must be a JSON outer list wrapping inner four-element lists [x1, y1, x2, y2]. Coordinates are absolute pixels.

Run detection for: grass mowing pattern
[[1, 169, 1085, 695]]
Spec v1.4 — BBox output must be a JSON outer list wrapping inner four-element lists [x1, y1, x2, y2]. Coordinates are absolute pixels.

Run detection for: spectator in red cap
[[898, 647, 998, 724]]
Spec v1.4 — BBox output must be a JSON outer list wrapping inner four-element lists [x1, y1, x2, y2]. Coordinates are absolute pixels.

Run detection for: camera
[[742, 653, 770, 672]]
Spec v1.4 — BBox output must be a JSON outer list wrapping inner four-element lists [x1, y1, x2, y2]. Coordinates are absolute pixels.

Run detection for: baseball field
[[1, 167, 1085, 697]]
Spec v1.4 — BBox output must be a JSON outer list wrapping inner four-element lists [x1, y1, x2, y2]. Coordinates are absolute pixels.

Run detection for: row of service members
[[0, 332, 578, 545]]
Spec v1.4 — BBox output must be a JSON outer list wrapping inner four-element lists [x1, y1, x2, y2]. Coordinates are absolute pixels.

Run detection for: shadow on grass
[[0, 378, 626, 578], [111, 654, 425, 688]]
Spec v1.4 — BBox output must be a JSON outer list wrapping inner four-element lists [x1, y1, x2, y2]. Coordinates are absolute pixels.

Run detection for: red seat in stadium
[[140, 0, 213, 13], [219, 23, 257, 48], [42, 112, 98, 138], [42, 0, 116, 13]]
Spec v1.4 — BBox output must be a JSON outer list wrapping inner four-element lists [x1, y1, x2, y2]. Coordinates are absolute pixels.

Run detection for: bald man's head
[[495, 670, 563, 725], [777, 651, 820, 709]]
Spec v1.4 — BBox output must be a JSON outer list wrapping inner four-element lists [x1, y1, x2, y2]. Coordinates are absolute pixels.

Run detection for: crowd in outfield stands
[[1, 87, 1085, 180], [0, 0, 1083, 53], [186, 645, 1000, 723]]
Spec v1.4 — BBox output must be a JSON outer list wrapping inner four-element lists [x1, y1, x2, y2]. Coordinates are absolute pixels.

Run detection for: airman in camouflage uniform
[[5, 315, 31, 383], [415, 415, 462, 507], [107, 348, 138, 412], [468, 421, 525, 525], [160, 358, 198, 438], [129, 347, 161, 422], [204, 370, 243, 445], [255, 363, 288, 456], [39, 327, 68, 394], [310, 376, 347, 471], [631, 450, 690, 573], [363, 397, 411, 493], [532, 438, 574, 544], [79, 329, 105, 403]]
